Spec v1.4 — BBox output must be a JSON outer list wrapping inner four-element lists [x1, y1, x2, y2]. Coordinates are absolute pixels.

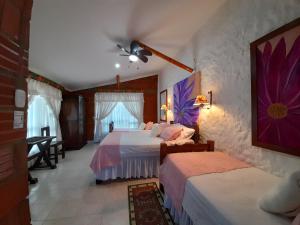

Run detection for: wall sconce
[[161, 104, 168, 112], [194, 91, 212, 109], [167, 98, 171, 109], [161, 98, 172, 112]]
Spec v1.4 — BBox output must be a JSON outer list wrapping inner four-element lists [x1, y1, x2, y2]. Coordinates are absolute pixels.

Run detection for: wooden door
[[0, 0, 33, 224]]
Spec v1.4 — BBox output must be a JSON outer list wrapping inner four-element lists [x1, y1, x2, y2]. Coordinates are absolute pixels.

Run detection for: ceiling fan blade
[[130, 41, 140, 54], [138, 49, 152, 56], [117, 44, 130, 54], [120, 54, 130, 56], [116, 44, 124, 50], [138, 55, 148, 63], [107, 48, 119, 53]]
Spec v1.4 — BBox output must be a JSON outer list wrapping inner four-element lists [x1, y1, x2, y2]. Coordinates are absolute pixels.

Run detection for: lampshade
[[161, 104, 168, 111], [193, 95, 208, 106]]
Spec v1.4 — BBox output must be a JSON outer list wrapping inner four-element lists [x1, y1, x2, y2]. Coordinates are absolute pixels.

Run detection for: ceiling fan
[[117, 40, 152, 63]]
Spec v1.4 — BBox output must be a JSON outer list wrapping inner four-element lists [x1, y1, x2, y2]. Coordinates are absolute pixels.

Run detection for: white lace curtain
[[94, 92, 144, 142], [27, 78, 63, 141]]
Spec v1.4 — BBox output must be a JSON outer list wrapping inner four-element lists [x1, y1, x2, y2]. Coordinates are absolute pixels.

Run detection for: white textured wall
[[159, 0, 300, 176]]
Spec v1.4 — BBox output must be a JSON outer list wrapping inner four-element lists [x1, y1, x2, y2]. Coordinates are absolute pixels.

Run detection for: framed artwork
[[173, 73, 200, 126], [160, 89, 167, 121], [250, 17, 300, 157]]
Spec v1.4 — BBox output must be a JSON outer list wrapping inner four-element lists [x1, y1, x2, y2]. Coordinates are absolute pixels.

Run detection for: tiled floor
[[29, 143, 158, 225]]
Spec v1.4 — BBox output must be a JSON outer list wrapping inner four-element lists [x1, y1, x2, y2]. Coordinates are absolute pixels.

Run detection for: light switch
[[13, 111, 24, 129]]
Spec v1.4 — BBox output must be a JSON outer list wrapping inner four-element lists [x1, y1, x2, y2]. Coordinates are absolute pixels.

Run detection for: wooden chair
[[41, 126, 65, 164], [109, 121, 114, 133]]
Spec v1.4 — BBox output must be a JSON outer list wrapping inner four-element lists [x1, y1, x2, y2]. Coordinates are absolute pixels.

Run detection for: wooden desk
[[26, 136, 56, 184]]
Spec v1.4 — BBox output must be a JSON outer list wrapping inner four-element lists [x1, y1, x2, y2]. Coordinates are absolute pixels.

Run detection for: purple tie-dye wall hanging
[[251, 17, 300, 157], [173, 73, 201, 126]]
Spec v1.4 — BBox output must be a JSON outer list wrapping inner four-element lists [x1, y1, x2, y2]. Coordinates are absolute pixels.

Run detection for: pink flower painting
[[255, 30, 300, 153]]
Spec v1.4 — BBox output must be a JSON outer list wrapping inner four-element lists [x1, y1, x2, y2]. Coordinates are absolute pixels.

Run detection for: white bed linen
[[181, 167, 292, 225], [113, 128, 142, 132], [118, 130, 163, 157], [164, 194, 193, 225], [95, 130, 163, 180]]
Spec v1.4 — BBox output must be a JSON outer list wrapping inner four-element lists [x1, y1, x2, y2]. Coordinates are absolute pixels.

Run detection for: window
[[27, 96, 57, 138], [94, 92, 144, 142], [101, 102, 138, 135]]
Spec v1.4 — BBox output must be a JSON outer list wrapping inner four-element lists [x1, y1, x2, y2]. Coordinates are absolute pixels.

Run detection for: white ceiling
[[29, 0, 225, 91]]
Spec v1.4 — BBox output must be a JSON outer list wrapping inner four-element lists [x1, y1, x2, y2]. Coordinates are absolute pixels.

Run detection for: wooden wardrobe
[[60, 95, 86, 150]]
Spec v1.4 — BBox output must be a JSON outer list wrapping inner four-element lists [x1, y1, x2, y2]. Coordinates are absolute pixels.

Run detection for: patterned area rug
[[128, 182, 174, 225]]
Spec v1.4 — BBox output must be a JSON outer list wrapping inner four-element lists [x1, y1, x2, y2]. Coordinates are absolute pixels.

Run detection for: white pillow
[[175, 138, 195, 145], [158, 123, 170, 134], [174, 124, 195, 140], [165, 138, 195, 146], [259, 170, 300, 217], [150, 123, 160, 137], [139, 122, 146, 130], [150, 123, 170, 137]]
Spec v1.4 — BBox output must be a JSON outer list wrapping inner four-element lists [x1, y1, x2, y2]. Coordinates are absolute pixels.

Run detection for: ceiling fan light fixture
[[115, 63, 120, 69], [129, 54, 138, 62]]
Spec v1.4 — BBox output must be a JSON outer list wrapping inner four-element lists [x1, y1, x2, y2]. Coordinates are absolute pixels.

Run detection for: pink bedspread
[[159, 152, 251, 212], [90, 132, 122, 173]]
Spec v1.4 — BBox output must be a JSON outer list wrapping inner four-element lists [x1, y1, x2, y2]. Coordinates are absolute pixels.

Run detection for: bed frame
[[160, 140, 215, 164], [96, 123, 214, 185], [159, 139, 214, 193], [159, 123, 215, 192]]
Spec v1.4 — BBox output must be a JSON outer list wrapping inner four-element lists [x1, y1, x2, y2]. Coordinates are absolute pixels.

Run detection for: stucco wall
[[159, 0, 300, 176]]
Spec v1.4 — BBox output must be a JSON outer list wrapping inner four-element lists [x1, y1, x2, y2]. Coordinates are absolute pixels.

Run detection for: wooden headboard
[[160, 122, 214, 164], [160, 140, 215, 164]]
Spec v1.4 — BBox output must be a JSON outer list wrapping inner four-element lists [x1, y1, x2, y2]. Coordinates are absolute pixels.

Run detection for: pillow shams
[[151, 123, 170, 137], [160, 126, 182, 141], [145, 121, 154, 130]]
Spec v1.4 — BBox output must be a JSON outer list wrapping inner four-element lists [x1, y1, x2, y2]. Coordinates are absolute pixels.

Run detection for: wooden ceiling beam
[[135, 40, 193, 73]]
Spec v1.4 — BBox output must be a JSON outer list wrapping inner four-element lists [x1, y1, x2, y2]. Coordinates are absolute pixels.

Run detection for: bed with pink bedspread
[[90, 129, 163, 182], [159, 152, 292, 225]]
